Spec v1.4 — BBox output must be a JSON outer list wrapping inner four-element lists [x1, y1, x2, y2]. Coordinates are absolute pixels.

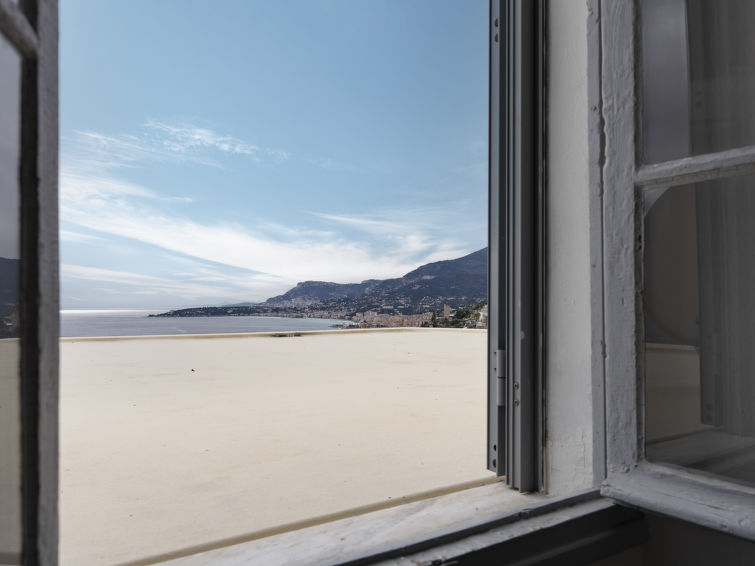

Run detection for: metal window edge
[[601, 462, 755, 542], [146, 488, 610, 566], [487, 0, 542, 493]]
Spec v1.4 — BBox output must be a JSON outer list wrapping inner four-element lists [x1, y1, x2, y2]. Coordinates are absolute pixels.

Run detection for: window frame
[[0, 0, 59, 563], [1, 1, 665, 563], [598, 0, 755, 540], [487, 0, 544, 493]]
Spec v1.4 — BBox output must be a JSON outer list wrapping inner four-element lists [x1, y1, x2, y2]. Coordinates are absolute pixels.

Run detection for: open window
[[487, 0, 543, 492], [601, 0, 755, 540], [2, 1, 558, 563]]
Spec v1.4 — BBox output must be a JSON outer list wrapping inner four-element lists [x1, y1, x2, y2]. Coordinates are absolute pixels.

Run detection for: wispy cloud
[[59, 230, 107, 244], [60, 122, 480, 304], [62, 263, 284, 304], [306, 156, 356, 172], [60, 167, 473, 288], [311, 210, 473, 260], [145, 121, 289, 163], [64, 121, 289, 171]]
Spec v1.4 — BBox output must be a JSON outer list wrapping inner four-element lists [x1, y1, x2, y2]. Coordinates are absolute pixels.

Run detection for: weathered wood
[[636, 145, 755, 188], [600, 0, 642, 474], [602, 462, 755, 542], [586, 0, 607, 486]]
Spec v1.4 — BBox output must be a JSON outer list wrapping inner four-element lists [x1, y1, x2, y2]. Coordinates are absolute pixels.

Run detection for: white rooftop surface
[[59, 328, 492, 565]]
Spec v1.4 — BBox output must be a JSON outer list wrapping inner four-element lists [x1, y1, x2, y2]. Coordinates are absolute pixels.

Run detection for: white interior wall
[[544, 0, 596, 495]]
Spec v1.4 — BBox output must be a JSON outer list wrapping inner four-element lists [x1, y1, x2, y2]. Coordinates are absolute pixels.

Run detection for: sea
[[60, 309, 348, 338]]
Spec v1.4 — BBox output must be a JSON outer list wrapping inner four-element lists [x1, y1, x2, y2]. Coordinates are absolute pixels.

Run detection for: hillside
[[265, 248, 487, 309], [156, 248, 487, 319]]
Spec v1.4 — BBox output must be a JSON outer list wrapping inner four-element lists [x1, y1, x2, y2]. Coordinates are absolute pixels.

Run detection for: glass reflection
[[642, 0, 755, 163], [0, 33, 22, 560], [645, 174, 755, 484]]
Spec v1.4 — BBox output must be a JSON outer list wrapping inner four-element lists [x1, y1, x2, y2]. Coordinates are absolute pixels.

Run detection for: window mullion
[[636, 144, 755, 189]]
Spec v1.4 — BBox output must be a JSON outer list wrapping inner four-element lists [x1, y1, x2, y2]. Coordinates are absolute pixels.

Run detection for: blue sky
[[59, 0, 488, 309]]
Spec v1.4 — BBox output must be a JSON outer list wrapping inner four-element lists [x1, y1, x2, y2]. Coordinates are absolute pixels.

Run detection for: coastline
[[60, 326, 481, 342], [60, 311, 349, 338]]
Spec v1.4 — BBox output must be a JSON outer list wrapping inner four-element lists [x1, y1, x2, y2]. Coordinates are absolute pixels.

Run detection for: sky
[[59, 0, 488, 309]]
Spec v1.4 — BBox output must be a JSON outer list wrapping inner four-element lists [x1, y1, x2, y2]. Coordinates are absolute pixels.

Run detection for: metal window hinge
[[495, 349, 506, 407]]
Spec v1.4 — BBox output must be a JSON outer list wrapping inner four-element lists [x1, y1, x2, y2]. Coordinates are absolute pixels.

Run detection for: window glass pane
[[642, 0, 755, 163], [0, 33, 22, 561], [645, 174, 755, 484]]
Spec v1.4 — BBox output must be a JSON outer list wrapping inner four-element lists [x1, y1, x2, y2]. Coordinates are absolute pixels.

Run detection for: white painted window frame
[[598, 0, 755, 540]]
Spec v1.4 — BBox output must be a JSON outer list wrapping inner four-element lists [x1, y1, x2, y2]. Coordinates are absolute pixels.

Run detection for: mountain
[[264, 279, 381, 307], [265, 247, 487, 311], [155, 248, 487, 319]]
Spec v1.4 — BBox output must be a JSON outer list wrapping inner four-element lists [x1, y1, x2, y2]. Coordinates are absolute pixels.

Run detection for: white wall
[[544, 0, 598, 494]]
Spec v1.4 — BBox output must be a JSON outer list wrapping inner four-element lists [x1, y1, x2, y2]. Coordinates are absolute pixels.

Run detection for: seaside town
[[152, 301, 489, 330], [151, 248, 489, 329], [343, 302, 488, 329]]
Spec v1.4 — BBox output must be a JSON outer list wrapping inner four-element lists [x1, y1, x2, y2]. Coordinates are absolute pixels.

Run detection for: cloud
[[64, 121, 289, 171], [59, 123, 481, 304], [59, 230, 106, 244], [60, 166, 474, 288], [306, 156, 355, 172], [145, 121, 262, 158], [61, 263, 284, 303], [311, 210, 472, 259]]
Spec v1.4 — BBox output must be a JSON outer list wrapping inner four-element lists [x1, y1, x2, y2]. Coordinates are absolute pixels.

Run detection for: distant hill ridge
[[264, 247, 487, 308]]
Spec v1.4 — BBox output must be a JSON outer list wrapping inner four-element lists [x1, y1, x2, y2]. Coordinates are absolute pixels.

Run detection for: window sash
[[488, 0, 542, 492], [600, 0, 755, 536], [636, 145, 755, 189]]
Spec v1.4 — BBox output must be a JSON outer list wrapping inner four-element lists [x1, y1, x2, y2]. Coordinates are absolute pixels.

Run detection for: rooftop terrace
[[59, 328, 492, 565]]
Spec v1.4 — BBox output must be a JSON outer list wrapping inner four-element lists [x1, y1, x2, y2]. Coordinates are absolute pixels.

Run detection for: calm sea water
[[60, 309, 348, 338]]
